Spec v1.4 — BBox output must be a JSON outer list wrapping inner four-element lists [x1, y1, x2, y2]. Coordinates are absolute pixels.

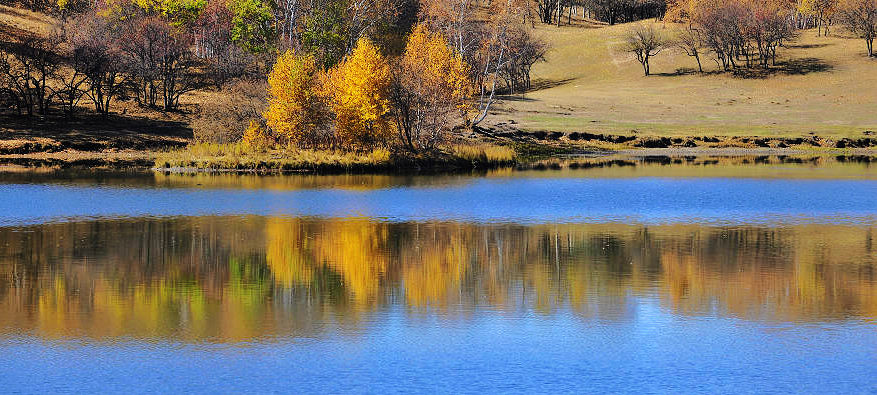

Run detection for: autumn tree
[[264, 50, 330, 146], [389, 24, 472, 151], [624, 24, 667, 76], [799, 0, 838, 36], [839, 0, 877, 56], [325, 38, 394, 149]]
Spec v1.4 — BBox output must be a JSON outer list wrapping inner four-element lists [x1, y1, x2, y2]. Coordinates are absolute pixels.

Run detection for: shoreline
[[0, 145, 874, 173]]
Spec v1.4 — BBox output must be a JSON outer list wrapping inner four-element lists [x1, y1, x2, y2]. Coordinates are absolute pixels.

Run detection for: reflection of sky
[[1, 296, 875, 392], [2, 177, 876, 226]]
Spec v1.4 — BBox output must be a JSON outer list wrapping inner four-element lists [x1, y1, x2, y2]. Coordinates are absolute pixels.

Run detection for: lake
[[1, 155, 875, 393]]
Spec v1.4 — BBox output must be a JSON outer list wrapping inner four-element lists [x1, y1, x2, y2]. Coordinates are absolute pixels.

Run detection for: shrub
[[241, 120, 273, 150]]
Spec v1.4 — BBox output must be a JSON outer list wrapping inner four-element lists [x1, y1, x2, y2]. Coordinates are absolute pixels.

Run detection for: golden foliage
[[241, 120, 273, 150], [393, 24, 473, 150], [400, 24, 472, 107], [325, 38, 394, 150], [264, 50, 329, 147]]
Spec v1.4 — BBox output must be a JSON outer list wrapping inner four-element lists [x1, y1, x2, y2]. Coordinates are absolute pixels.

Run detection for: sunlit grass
[[501, 22, 877, 137], [155, 143, 394, 171], [155, 142, 516, 172], [449, 143, 516, 164]]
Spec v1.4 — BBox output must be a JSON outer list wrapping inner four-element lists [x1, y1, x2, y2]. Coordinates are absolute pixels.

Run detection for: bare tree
[[840, 0, 877, 56], [0, 36, 60, 116], [694, 0, 747, 70], [676, 26, 704, 72], [51, 24, 89, 114], [69, 13, 126, 115], [624, 24, 666, 76], [122, 16, 199, 111], [471, 0, 520, 125], [344, 0, 403, 53], [497, 24, 547, 92]]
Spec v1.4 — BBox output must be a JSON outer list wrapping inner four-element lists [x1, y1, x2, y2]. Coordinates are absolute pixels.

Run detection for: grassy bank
[[153, 142, 516, 172]]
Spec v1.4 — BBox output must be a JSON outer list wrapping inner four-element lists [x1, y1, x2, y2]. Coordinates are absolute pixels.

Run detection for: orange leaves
[[264, 50, 328, 147], [325, 37, 394, 150]]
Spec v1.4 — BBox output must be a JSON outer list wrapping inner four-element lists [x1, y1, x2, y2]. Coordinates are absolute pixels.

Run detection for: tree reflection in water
[[0, 216, 874, 342]]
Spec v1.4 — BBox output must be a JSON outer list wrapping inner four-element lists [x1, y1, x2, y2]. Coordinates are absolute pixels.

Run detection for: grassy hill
[[489, 19, 877, 139]]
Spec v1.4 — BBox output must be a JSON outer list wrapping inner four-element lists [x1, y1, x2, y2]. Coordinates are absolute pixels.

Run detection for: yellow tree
[[264, 50, 330, 147], [799, 0, 839, 35], [666, 0, 700, 22], [325, 37, 394, 150], [390, 24, 472, 151]]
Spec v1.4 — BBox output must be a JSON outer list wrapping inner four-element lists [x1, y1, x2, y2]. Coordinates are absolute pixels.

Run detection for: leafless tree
[[676, 26, 704, 72], [839, 0, 877, 56], [50, 24, 89, 114], [71, 15, 127, 115], [497, 25, 547, 93], [122, 16, 199, 110], [0, 36, 60, 117], [624, 24, 666, 76]]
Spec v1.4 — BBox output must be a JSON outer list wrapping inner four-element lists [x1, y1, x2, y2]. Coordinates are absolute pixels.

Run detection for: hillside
[[488, 19, 877, 139], [1, 3, 876, 168]]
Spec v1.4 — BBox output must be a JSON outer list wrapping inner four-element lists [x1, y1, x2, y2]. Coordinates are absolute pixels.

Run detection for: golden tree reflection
[[0, 217, 874, 342]]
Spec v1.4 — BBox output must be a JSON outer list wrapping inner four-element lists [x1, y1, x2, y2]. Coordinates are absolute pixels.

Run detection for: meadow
[[493, 19, 877, 139]]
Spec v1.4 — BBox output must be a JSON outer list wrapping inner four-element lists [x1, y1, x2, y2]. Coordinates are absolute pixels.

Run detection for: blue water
[[2, 177, 876, 225], [2, 306, 875, 393], [1, 169, 876, 393]]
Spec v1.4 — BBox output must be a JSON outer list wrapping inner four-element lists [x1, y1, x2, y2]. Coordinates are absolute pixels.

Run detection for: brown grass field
[[487, 19, 877, 139]]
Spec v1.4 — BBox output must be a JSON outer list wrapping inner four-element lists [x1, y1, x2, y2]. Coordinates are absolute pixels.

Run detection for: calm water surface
[[0, 156, 875, 393]]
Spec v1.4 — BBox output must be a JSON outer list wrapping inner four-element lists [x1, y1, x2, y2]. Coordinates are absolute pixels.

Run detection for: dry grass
[[0, 5, 57, 41], [155, 142, 516, 172], [155, 143, 394, 171], [489, 20, 877, 138], [449, 143, 516, 164]]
